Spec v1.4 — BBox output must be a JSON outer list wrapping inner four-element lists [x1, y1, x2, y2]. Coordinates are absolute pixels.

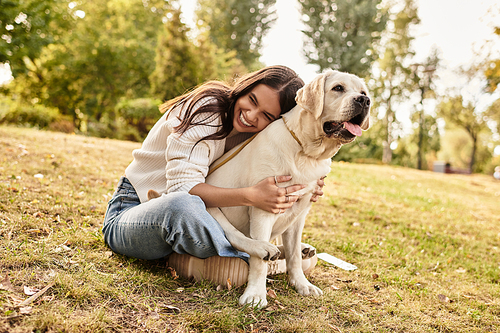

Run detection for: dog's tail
[[147, 189, 162, 201]]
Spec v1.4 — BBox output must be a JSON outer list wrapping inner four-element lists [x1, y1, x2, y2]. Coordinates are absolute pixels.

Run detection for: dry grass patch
[[1, 126, 499, 332]]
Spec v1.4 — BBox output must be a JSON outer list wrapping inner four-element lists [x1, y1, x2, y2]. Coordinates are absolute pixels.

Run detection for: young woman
[[102, 65, 324, 263]]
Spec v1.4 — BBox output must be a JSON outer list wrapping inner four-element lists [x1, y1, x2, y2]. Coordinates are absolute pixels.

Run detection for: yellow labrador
[[205, 70, 371, 307]]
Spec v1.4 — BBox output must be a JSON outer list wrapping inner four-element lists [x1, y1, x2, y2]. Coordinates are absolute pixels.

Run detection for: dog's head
[[295, 70, 371, 146]]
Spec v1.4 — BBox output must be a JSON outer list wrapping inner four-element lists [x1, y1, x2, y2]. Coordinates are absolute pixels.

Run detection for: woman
[[102, 65, 324, 263]]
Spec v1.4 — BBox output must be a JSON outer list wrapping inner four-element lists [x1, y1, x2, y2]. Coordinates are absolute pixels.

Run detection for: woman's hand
[[310, 176, 326, 202], [248, 175, 306, 214]]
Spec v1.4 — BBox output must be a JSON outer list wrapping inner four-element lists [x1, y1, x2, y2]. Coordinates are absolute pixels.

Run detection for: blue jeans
[[102, 177, 249, 262]]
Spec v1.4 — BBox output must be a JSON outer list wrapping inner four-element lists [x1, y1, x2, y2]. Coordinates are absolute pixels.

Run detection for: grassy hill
[[1, 125, 499, 332]]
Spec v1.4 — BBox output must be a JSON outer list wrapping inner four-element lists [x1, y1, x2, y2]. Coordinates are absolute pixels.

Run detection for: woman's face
[[232, 84, 282, 133]]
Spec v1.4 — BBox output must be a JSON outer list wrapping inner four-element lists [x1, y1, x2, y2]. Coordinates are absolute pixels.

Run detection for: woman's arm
[[189, 175, 306, 214]]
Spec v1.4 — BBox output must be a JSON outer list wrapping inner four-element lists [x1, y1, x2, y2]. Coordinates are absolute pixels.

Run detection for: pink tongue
[[343, 122, 362, 136]]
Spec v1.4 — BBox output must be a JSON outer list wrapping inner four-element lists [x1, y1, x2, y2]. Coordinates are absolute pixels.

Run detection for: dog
[[203, 70, 371, 307]]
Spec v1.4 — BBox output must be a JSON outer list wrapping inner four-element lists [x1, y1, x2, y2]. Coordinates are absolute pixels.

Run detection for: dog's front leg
[[207, 207, 280, 260], [239, 209, 275, 308], [282, 211, 323, 297]]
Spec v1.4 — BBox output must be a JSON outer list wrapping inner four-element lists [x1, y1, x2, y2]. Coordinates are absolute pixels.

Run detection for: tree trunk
[[382, 92, 393, 164], [469, 135, 477, 174]]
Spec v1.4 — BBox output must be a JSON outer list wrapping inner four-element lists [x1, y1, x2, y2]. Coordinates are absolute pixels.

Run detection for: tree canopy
[[298, 0, 388, 77]]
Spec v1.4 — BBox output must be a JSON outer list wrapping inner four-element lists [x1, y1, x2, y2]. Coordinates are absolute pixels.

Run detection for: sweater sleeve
[[164, 100, 222, 193]]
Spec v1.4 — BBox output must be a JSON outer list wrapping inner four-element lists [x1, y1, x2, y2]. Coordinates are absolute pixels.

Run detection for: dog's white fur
[[205, 70, 371, 307]]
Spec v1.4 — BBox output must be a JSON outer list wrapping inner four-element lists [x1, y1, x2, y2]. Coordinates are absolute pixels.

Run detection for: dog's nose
[[355, 95, 370, 108]]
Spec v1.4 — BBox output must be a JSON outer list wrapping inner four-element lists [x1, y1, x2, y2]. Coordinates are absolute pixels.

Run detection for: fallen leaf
[[9, 294, 25, 306], [226, 278, 232, 290], [329, 284, 340, 290], [274, 300, 285, 309], [216, 285, 223, 291], [455, 267, 467, 273], [267, 289, 277, 299], [24, 286, 40, 296], [438, 294, 452, 303], [19, 282, 54, 307], [19, 306, 33, 315], [372, 273, 379, 279], [175, 287, 184, 293], [164, 305, 180, 314], [0, 274, 15, 292], [167, 267, 178, 279]]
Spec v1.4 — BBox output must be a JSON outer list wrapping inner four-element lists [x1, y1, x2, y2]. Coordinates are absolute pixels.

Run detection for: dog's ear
[[295, 71, 329, 119]]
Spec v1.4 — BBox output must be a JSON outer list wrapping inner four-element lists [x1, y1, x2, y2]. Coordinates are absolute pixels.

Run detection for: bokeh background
[[1, 0, 499, 174]]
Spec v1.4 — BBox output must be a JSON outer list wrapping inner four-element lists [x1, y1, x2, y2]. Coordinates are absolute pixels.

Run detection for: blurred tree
[[149, 8, 202, 101], [486, 98, 500, 135], [484, 26, 500, 137], [298, 0, 388, 77], [149, 7, 244, 102], [409, 48, 440, 170], [0, 0, 73, 77], [484, 26, 500, 94], [371, 0, 420, 164], [437, 95, 491, 173], [5, 0, 167, 128], [195, 0, 277, 70], [390, 114, 439, 169], [437, 126, 494, 173]]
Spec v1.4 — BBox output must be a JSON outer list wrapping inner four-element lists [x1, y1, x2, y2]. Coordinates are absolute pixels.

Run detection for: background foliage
[[0, 0, 499, 173]]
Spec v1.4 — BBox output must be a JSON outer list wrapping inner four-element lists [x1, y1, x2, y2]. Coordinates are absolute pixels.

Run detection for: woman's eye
[[333, 85, 344, 92], [249, 95, 257, 105]]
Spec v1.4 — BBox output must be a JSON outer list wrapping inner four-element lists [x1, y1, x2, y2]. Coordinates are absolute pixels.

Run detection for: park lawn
[[0, 125, 499, 333]]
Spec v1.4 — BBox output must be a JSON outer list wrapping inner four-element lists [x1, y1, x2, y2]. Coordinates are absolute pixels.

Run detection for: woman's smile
[[239, 112, 252, 127]]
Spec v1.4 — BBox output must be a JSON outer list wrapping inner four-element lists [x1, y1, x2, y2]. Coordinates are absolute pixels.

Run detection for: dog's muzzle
[[323, 95, 370, 142]]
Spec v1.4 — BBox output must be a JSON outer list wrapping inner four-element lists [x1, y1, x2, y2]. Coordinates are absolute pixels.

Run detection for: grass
[[1, 125, 499, 332]]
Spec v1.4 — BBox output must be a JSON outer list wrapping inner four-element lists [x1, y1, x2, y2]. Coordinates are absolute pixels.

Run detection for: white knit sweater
[[125, 98, 252, 203]]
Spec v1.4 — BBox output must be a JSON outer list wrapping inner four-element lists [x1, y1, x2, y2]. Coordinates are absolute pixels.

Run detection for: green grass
[[1, 125, 499, 332]]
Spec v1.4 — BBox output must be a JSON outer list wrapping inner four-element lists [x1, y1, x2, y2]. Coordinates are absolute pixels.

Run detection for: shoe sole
[[168, 253, 318, 289]]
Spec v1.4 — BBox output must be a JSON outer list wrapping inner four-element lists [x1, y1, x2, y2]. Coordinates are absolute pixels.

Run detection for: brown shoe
[[168, 252, 318, 289]]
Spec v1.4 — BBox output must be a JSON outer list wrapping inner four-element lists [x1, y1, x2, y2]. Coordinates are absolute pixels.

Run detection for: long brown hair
[[159, 65, 304, 142]]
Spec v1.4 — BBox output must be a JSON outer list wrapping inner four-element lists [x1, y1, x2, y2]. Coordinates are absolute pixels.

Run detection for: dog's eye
[[361, 91, 367, 96], [332, 85, 344, 92]]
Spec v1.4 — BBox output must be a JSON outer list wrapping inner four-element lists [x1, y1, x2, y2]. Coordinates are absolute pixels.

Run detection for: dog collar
[[282, 118, 303, 147]]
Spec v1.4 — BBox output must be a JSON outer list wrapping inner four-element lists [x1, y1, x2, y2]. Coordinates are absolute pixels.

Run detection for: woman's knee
[[160, 192, 205, 212]]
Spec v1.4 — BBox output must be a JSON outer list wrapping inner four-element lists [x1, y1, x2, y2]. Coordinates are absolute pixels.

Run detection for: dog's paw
[[239, 289, 268, 308], [289, 276, 323, 297], [251, 241, 281, 261], [301, 243, 316, 259], [276, 243, 316, 260]]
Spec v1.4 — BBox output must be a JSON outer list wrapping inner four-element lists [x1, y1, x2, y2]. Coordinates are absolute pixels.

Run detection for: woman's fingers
[[274, 175, 292, 184], [283, 184, 305, 195]]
